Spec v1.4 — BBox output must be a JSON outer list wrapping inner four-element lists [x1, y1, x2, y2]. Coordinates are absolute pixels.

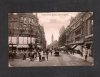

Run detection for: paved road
[[9, 52, 93, 67]]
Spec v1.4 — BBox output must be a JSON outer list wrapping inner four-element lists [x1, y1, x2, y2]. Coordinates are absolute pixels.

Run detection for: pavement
[[72, 53, 94, 65], [9, 52, 93, 67]]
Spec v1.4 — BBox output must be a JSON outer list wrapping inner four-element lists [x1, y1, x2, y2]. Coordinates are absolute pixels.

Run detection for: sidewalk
[[72, 53, 94, 64]]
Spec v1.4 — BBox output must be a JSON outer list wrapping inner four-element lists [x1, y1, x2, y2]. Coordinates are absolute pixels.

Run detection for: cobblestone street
[[9, 52, 93, 67]]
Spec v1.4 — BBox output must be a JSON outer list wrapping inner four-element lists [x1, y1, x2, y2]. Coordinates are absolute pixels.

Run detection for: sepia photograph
[[8, 12, 94, 67]]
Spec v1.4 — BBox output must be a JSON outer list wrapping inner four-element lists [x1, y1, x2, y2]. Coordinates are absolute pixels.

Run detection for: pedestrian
[[12, 51, 15, 59], [50, 49, 52, 56], [23, 51, 26, 60], [29, 52, 32, 61], [83, 46, 88, 61], [9, 50, 12, 59], [72, 48, 75, 55], [80, 45, 83, 57], [34, 49, 37, 59], [20, 50, 23, 59], [28, 51, 31, 58], [65, 47, 69, 55], [31, 51, 35, 61], [38, 51, 42, 61], [46, 50, 49, 61]]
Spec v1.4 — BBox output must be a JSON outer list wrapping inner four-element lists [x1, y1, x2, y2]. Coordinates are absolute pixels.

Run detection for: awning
[[85, 34, 93, 39], [60, 46, 65, 48], [71, 45, 76, 48], [9, 45, 17, 47], [37, 45, 42, 48], [74, 45, 81, 51], [17, 45, 29, 48], [85, 41, 93, 44]]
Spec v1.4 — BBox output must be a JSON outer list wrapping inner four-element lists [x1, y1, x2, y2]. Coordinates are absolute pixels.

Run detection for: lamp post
[[29, 24, 33, 52]]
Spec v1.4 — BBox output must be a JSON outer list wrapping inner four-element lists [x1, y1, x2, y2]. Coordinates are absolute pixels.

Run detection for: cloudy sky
[[37, 12, 79, 45]]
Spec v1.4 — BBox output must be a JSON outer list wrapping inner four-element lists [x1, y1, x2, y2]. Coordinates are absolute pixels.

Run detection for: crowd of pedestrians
[[63, 45, 91, 61], [9, 44, 91, 62], [9, 48, 54, 62]]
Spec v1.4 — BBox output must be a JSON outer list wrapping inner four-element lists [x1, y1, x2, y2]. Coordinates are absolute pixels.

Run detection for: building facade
[[8, 13, 46, 51], [63, 12, 93, 56], [58, 26, 66, 47]]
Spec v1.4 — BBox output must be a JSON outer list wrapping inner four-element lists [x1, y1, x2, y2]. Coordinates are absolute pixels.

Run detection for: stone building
[[8, 13, 46, 51], [65, 12, 93, 56], [58, 26, 66, 47]]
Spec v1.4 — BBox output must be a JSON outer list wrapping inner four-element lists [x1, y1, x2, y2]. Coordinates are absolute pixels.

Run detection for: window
[[89, 19, 93, 34], [87, 18, 93, 35], [75, 28, 81, 36]]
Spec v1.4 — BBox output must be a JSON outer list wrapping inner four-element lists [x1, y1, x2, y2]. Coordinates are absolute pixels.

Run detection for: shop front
[[85, 35, 93, 57], [9, 44, 17, 51], [17, 45, 29, 51]]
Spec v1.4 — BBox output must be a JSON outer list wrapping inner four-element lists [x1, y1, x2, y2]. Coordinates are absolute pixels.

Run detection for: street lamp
[[29, 24, 33, 52]]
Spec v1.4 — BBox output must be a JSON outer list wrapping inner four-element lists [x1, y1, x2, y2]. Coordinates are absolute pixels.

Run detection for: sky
[[37, 12, 78, 45]]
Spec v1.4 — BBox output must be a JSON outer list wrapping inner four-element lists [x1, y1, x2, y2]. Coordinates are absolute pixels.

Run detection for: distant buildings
[[8, 13, 46, 51], [47, 40, 58, 49], [47, 34, 58, 49], [58, 26, 66, 46], [58, 12, 93, 56], [59, 26, 65, 35]]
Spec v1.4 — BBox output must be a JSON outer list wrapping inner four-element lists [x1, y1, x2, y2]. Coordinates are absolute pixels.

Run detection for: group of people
[[64, 45, 91, 61], [9, 48, 53, 62], [9, 50, 17, 60], [27, 49, 50, 61], [9, 45, 91, 62]]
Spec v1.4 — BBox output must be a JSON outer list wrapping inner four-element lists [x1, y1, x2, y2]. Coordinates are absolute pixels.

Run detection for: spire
[[51, 34, 54, 43]]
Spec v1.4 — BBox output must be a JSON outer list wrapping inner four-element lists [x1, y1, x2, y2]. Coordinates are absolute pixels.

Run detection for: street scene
[[8, 12, 94, 67]]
